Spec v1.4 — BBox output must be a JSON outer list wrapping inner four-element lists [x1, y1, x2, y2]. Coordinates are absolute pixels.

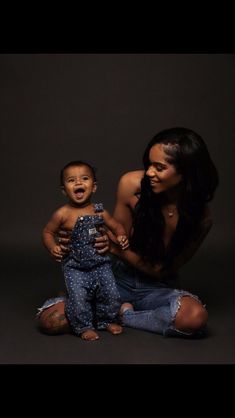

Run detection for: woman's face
[[146, 143, 182, 194]]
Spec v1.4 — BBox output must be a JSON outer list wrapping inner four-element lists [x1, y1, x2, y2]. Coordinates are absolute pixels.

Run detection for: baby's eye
[[67, 178, 75, 182], [82, 176, 89, 180]]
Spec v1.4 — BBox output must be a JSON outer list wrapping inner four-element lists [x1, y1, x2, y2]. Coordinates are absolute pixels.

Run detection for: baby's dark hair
[[60, 160, 97, 185]]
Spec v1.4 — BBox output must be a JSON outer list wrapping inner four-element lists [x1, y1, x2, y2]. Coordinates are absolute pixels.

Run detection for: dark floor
[[2, 247, 235, 364]]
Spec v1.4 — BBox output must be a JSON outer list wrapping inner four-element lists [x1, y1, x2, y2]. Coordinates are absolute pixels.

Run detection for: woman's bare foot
[[81, 329, 99, 341], [106, 323, 123, 335], [119, 302, 134, 316]]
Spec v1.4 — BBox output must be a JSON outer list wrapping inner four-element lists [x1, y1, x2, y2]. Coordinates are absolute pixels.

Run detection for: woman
[[37, 127, 218, 337]]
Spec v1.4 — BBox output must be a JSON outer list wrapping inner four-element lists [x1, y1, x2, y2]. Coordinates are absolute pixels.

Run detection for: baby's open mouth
[[74, 187, 85, 198]]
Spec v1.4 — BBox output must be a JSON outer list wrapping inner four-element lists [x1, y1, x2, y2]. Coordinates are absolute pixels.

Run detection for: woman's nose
[[146, 166, 156, 177]]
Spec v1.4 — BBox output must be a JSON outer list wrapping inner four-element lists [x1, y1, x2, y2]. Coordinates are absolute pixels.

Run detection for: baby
[[42, 160, 129, 341]]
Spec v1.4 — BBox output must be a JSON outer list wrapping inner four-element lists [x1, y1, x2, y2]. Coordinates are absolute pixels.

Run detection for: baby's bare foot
[[106, 323, 123, 335], [81, 329, 99, 341]]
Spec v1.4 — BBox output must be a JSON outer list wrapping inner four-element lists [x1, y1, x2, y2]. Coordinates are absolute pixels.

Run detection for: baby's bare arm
[[116, 234, 130, 250], [102, 210, 129, 250], [42, 208, 65, 261]]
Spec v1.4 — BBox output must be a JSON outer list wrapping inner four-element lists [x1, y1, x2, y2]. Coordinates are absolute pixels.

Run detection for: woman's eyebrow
[[150, 161, 167, 167]]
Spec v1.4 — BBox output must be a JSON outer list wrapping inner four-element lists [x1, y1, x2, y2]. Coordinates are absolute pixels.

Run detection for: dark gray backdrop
[[1, 54, 235, 364], [1, 54, 234, 252]]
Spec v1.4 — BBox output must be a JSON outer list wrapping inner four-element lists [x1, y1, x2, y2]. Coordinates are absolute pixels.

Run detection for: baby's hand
[[117, 235, 129, 250], [51, 245, 63, 262]]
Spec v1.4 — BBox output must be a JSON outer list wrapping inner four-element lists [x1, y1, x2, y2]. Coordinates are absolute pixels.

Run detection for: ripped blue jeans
[[111, 256, 203, 337], [37, 256, 204, 337]]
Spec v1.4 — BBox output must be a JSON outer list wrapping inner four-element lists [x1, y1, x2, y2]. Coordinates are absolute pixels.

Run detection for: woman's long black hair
[[130, 127, 219, 267]]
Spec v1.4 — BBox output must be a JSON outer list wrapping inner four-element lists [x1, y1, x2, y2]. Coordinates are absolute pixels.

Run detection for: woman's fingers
[[58, 230, 71, 246], [58, 230, 71, 238], [59, 244, 70, 253], [94, 234, 109, 254]]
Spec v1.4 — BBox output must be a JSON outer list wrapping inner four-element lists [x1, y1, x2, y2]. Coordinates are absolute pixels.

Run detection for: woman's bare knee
[[191, 304, 208, 329], [174, 296, 208, 332]]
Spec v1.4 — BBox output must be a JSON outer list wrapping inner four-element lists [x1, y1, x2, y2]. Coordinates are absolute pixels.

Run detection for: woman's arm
[[113, 171, 143, 236], [110, 183, 213, 279], [110, 216, 212, 279], [95, 171, 143, 255], [109, 171, 166, 278], [110, 241, 163, 278]]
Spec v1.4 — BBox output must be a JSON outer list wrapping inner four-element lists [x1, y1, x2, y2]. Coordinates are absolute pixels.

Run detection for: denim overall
[[61, 203, 120, 336]]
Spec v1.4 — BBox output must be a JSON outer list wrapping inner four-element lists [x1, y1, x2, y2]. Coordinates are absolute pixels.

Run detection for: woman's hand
[[53, 229, 71, 261], [94, 227, 110, 254]]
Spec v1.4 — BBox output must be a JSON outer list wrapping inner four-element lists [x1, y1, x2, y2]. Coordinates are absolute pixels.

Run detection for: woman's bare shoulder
[[116, 170, 144, 203], [119, 170, 144, 189]]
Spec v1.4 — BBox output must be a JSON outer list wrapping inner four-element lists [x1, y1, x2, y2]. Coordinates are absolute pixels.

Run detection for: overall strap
[[93, 203, 104, 213]]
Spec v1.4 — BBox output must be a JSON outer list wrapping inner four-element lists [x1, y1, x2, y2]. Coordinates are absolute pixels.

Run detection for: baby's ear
[[92, 182, 97, 193], [61, 186, 67, 196]]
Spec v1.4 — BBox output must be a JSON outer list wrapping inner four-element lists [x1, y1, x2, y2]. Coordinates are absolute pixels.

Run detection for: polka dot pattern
[[62, 203, 121, 335]]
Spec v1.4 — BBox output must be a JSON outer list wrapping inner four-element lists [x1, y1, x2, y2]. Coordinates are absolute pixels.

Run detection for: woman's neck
[[161, 184, 182, 205]]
